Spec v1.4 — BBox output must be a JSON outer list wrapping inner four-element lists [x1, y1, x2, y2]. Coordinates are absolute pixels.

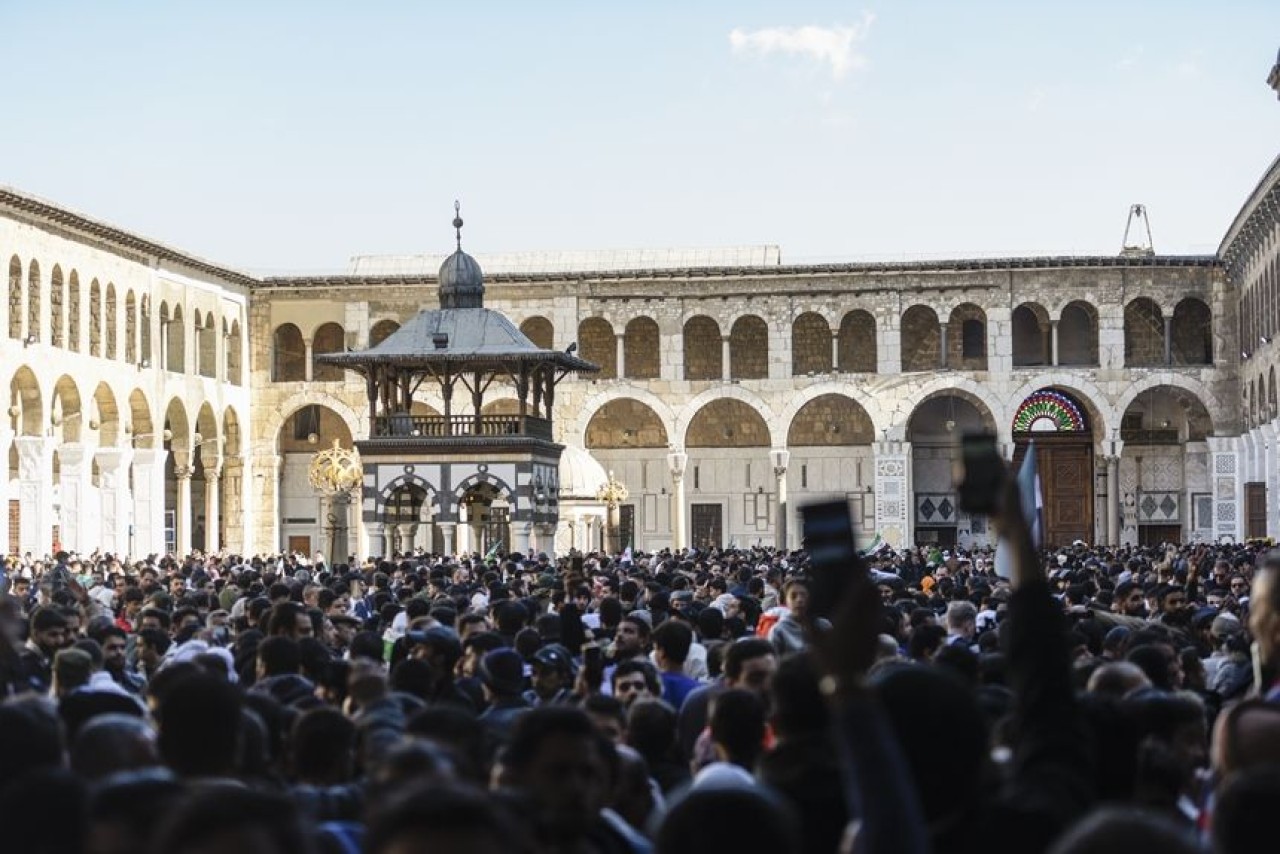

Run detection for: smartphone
[[800, 500, 866, 620], [956, 432, 1006, 515]]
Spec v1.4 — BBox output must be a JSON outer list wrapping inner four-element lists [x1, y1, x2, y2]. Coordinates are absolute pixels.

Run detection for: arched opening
[[788, 394, 876, 541], [277, 404, 356, 556], [948, 304, 987, 370], [190, 403, 220, 551], [89, 279, 102, 357], [729, 315, 768, 380], [127, 389, 154, 449], [27, 260, 41, 344], [369, 319, 400, 347], [1270, 367, 1278, 422], [50, 266, 64, 348], [52, 375, 84, 445], [162, 398, 191, 554], [1124, 298, 1164, 366], [168, 304, 186, 373], [683, 316, 722, 380], [139, 295, 151, 366], [105, 283, 117, 359], [684, 398, 771, 549], [67, 271, 80, 352], [578, 318, 616, 379], [791, 312, 832, 376], [480, 398, 521, 416], [837, 310, 876, 373], [384, 483, 429, 555], [624, 316, 660, 379], [908, 393, 997, 548], [1011, 388, 1097, 547], [7, 256, 20, 340], [312, 322, 346, 382], [197, 311, 217, 378], [7, 366, 43, 552], [10, 366, 43, 436], [92, 382, 121, 448], [1119, 386, 1214, 544], [226, 318, 242, 386], [1171, 298, 1212, 366], [460, 481, 509, 557], [900, 305, 941, 372], [586, 399, 669, 449], [1058, 301, 1098, 366], [272, 323, 306, 382], [1011, 303, 1050, 367], [125, 291, 137, 364], [520, 316, 554, 350]]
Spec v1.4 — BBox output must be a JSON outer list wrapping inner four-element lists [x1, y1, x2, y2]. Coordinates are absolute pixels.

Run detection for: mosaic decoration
[[1012, 388, 1088, 433]]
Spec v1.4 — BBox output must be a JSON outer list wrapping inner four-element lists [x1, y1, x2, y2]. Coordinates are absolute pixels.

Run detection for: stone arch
[[369, 318, 400, 347], [163, 397, 191, 452], [105, 282, 117, 359], [168, 303, 186, 373], [52, 375, 84, 444], [226, 317, 242, 386], [261, 392, 363, 451], [837, 309, 876, 373], [585, 398, 670, 449], [26, 259, 41, 344], [571, 387, 677, 449], [139, 295, 151, 365], [885, 377, 1006, 441], [480, 398, 522, 416], [452, 471, 514, 511], [1113, 373, 1221, 438], [791, 311, 832, 376], [578, 317, 616, 379], [276, 402, 356, 453], [520, 316, 554, 350], [1059, 301, 1099, 366], [378, 473, 440, 517], [901, 305, 941, 372], [1007, 373, 1112, 442], [1124, 297, 1165, 366], [1270, 367, 1278, 421], [67, 270, 80, 352], [222, 405, 244, 458], [1171, 297, 1212, 366], [127, 389, 155, 448], [729, 314, 768, 379], [948, 303, 987, 369], [272, 322, 306, 382], [195, 309, 217, 377], [685, 398, 771, 448], [623, 316, 660, 379], [92, 381, 122, 447], [9, 366, 43, 435], [1011, 303, 1050, 367], [7, 256, 20, 340], [312, 322, 346, 382], [50, 265, 64, 348], [1120, 385, 1213, 444], [675, 385, 775, 448], [124, 291, 137, 364], [906, 388, 999, 438], [776, 382, 886, 441], [194, 401, 220, 455], [787, 394, 874, 446], [683, 315, 722, 380], [89, 278, 102, 356]]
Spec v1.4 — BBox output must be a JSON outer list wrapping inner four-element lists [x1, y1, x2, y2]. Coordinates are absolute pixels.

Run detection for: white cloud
[[729, 14, 875, 80]]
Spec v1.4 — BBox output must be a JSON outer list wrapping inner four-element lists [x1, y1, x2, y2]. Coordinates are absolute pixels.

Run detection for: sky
[[3, 1, 1279, 274]]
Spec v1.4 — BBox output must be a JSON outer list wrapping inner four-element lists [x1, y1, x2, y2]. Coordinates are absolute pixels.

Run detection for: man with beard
[[1112, 580, 1147, 618]]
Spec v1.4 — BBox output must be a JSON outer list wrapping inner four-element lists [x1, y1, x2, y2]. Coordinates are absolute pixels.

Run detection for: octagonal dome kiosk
[[318, 206, 598, 559]]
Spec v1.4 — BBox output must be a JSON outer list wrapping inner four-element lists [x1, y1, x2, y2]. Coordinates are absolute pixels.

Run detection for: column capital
[[93, 446, 132, 470], [174, 465, 194, 480]]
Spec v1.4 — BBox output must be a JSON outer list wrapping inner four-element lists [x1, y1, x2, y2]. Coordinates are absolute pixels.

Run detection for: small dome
[[559, 445, 609, 499], [438, 250, 485, 309]]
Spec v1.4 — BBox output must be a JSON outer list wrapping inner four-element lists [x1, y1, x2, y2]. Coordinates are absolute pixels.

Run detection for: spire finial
[[452, 200, 464, 251]]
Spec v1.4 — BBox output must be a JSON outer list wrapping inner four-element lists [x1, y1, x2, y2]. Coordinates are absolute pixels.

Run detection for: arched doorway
[[276, 404, 355, 556], [584, 397, 670, 551], [384, 482, 430, 555], [906, 393, 996, 548], [460, 481, 509, 557], [1119, 386, 1213, 544], [1011, 388, 1095, 547]]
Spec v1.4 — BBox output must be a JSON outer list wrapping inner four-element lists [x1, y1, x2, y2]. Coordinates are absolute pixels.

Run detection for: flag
[[994, 442, 1043, 579], [484, 539, 501, 561]]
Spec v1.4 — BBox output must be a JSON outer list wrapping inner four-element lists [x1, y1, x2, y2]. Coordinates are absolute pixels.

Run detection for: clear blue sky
[[3, 1, 1278, 272]]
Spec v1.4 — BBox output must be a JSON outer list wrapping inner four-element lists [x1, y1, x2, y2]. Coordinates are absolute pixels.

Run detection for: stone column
[[513, 521, 532, 556], [830, 333, 840, 372], [938, 324, 948, 368], [94, 447, 132, 557], [304, 340, 314, 382], [771, 449, 790, 550], [668, 451, 688, 551], [1050, 320, 1060, 366], [1264, 423, 1280, 539], [397, 523, 417, 554], [615, 334, 626, 379], [174, 462, 193, 556], [1208, 436, 1243, 543], [222, 456, 245, 554], [457, 506, 471, 555], [0, 428, 11, 554], [15, 436, 54, 557], [250, 454, 281, 555], [204, 462, 222, 553], [437, 522, 456, 557], [1105, 454, 1121, 547], [58, 442, 93, 554], [721, 336, 732, 381], [1163, 316, 1173, 365], [131, 448, 166, 557], [873, 441, 912, 548], [362, 521, 383, 560]]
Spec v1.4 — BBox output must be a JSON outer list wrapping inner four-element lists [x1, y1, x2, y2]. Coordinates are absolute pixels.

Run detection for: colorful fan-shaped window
[[1012, 389, 1088, 433]]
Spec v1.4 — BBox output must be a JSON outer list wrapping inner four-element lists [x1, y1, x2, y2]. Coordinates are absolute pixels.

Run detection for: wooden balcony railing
[[372, 413, 553, 441]]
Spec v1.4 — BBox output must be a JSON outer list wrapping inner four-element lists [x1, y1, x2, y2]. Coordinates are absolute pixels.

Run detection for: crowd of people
[[2, 493, 1280, 854]]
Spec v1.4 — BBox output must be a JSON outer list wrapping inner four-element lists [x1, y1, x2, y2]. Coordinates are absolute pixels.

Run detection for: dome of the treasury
[[438, 202, 485, 309], [558, 445, 609, 500]]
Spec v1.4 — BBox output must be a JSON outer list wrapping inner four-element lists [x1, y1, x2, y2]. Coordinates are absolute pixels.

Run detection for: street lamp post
[[596, 470, 629, 555], [308, 440, 363, 563]]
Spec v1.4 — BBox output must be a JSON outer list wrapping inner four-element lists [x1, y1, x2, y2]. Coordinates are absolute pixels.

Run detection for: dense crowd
[[2, 494, 1280, 854]]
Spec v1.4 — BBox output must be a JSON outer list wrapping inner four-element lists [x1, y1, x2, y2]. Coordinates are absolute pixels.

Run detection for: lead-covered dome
[[438, 203, 485, 309]]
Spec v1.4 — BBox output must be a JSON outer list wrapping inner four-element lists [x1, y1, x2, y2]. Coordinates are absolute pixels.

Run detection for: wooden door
[[691, 503, 722, 549], [1014, 440, 1093, 547], [287, 535, 311, 555], [619, 505, 635, 550], [1245, 483, 1268, 540]]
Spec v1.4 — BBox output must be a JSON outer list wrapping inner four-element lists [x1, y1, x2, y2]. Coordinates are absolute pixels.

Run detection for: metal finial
[[452, 200, 464, 250]]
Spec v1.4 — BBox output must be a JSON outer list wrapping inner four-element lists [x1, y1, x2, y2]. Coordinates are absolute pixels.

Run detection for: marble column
[[364, 522, 385, 560], [1050, 320, 1060, 366], [95, 447, 132, 557], [873, 440, 912, 548], [1105, 455, 1121, 547], [131, 448, 166, 557], [204, 462, 222, 553], [250, 454, 281, 555], [437, 522, 456, 557], [15, 436, 55, 557], [830, 333, 840, 372], [721, 336, 731, 380], [513, 521, 532, 556], [615, 334, 626, 379], [222, 456, 245, 554], [58, 442, 94, 554], [1163, 316, 1173, 365], [457, 505, 471, 555], [174, 461, 193, 556], [0, 428, 11, 554], [772, 449, 790, 550], [938, 325, 948, 368], [668, 451, 688, 551]]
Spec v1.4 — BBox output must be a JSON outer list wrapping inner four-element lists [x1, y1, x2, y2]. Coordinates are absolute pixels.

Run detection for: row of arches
[[1244, 367, 1279, 428], [1241, 249, 1280, 356], [5, 255, 243, 384]]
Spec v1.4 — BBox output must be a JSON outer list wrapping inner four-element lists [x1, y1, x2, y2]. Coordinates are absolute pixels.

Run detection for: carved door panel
[[1014, 441, 1093, 547], [691, 503, 722, 549], [1246, 483, 1268, 540]]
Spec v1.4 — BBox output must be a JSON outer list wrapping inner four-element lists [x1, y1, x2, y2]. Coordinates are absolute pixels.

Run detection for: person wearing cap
[[525, 644, 577, 706], [405, 626, 475, 711], [478, 648, 531, 745]]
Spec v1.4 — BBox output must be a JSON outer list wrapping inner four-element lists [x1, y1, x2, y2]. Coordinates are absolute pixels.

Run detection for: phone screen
[[801, 500, 865, 620]]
